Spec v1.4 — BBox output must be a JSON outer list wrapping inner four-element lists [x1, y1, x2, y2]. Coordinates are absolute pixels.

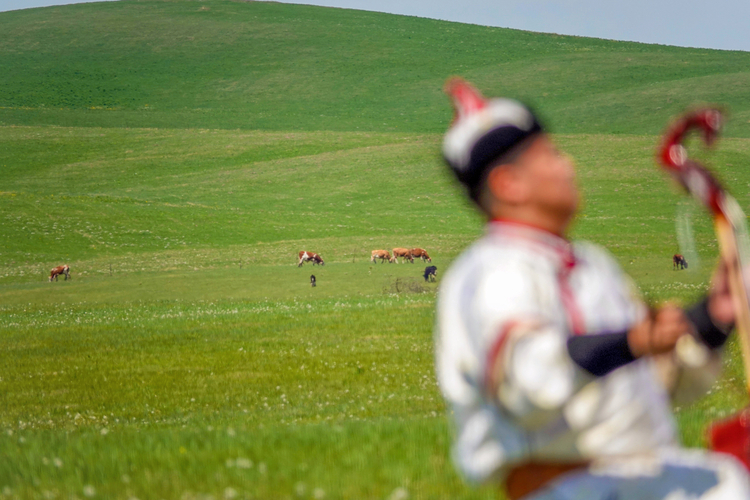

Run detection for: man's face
[[517, 134, 579, 222]]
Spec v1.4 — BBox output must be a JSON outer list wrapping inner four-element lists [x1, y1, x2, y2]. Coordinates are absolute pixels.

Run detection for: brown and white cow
[[410, 248, 431, 263], [371, 250, 392, 264], [298, 251, 324, 267], [391, 248, 414, 264], [49, 264, 70, 282]]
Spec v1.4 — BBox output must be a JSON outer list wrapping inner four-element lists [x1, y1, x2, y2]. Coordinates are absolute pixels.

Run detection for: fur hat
[[442, 78, 543, 201]]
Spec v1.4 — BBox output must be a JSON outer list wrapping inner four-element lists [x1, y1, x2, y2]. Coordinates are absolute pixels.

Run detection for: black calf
[[423, 266, 437, 282]]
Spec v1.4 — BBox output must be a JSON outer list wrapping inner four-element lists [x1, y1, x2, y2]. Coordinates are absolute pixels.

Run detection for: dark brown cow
[[371, 250, 392, 264], [49, 264, 70, 282], [298, 251, 324, 267], [392, 248, 414, 264], [410, 248, 432, 263], [673, 254, 688, 270]]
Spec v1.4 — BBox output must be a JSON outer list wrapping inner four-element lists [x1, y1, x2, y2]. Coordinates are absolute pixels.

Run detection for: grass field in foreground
[[0, 275, 747, 499], [1, 294, 462, 499]]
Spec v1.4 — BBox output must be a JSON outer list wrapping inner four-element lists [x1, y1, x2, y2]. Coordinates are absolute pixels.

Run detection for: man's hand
[[628, 305, 692, 357]]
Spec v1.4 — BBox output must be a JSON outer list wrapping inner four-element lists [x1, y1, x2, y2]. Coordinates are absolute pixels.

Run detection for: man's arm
[[567, 305, 695, 377], [493, 299, 730, 426], [568, 300, 730, 378]]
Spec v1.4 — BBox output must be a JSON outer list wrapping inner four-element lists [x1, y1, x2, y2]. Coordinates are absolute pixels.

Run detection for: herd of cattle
[[370, 248, 431, 264], [298, 248, 438, 283], [297, 250, 692, 287], [45, 252, 688, 287], [298, 248, 432, 267]]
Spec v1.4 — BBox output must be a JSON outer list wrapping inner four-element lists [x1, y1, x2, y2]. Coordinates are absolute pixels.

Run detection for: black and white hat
[[443, 78, 543, 201]]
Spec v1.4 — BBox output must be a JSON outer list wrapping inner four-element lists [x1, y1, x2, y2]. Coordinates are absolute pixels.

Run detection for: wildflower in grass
[[235, 458, 252, 469], [224, 487, 237, 499], [388, 487, 409, 500], [309, 487, 326, 499], [83, 485, 96, 497]]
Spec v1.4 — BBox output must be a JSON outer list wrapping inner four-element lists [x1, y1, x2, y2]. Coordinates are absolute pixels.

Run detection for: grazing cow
[[673, 254, 688, 270], [310, 275, 316, 287], [49, 264, 70, 282], [410, 248, 432, 263], [392, 248, 414, 264], [371, 250, 392, 264], [298, 251, 324, 267], [423, 266, 437, 282]]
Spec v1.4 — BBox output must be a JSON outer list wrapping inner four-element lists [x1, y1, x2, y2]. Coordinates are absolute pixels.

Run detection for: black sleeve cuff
[[567, 332, 636, 377], [685, 296, 731, 349]]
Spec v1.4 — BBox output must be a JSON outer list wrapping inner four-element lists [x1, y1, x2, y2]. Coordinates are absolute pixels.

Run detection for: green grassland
[[2, 1, 750, 499], [2, 0, 750, 136]]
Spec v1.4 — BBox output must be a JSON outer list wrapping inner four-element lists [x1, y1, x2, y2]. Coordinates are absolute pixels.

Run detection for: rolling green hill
[[2, 1, 750, 499], [1, 0, 750, 135]]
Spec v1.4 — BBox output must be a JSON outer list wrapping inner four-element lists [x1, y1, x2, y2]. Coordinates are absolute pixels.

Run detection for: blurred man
[[435, 77, 750, 499]]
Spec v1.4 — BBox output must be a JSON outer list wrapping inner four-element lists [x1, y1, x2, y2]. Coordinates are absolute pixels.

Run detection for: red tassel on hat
[[444, 77, 488, 124]]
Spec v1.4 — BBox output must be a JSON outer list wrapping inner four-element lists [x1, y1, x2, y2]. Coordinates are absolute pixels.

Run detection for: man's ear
[[486, 164, 528, 205]]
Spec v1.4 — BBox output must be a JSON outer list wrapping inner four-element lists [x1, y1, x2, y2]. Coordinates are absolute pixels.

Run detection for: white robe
[[435, 221, 740, 497]]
